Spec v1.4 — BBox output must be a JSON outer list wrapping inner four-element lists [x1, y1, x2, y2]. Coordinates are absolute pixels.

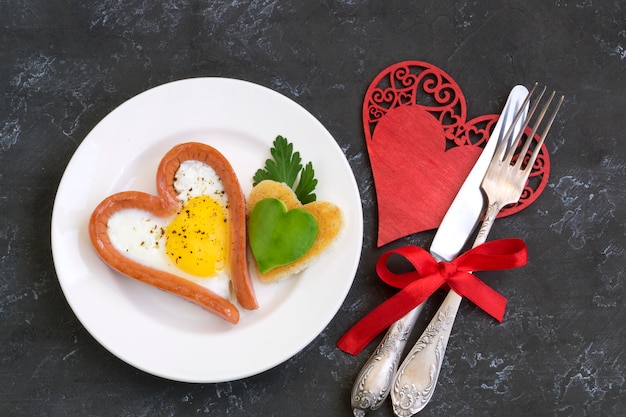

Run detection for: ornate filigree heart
[[363, 61, 550, 246]]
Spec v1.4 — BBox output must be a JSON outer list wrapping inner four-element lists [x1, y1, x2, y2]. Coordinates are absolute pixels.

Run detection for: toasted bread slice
[[246, 180, 343, 283]]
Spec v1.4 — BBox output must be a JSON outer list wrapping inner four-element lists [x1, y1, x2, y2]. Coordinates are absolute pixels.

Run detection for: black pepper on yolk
[[165, 195, 229, 277]]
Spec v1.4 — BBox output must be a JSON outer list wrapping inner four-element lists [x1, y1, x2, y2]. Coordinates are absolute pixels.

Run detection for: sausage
[[89, 142, 259, 325], [158, 142, 258, 311]]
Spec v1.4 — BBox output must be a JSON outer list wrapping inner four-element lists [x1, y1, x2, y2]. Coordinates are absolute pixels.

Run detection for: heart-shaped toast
[[89, 142, 258, 324], [247, 180, 343, 284], [363, 61, 551, 246]]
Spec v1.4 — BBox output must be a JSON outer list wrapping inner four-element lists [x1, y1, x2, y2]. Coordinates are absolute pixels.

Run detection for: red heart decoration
[[363, 61, 550, 247], [369, 105, 482, 246]]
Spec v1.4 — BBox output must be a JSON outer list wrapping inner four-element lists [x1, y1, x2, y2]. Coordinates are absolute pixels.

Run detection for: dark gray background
[[1, 1, 624, 416]]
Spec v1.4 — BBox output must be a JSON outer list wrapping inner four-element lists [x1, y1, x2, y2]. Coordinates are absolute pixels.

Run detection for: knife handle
[[390, 290, 462, 417], [351, 303, 424, 416]]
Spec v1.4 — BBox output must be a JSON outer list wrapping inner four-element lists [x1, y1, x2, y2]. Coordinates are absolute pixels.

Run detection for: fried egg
[[107, 160, 232, 299]]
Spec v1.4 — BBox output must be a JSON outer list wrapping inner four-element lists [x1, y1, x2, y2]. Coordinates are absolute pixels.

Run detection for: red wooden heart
[[363, 61, 550, 247], [369, 105, 483, 246]]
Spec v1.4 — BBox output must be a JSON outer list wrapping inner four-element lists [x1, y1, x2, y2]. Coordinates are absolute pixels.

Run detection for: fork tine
[[522, 94, 564, 174], [504, 85, 546, 164], [514, 90, 555, 170], [493, 83, 538, 164]]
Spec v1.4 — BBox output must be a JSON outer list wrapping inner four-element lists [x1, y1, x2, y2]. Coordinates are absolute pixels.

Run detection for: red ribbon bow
[[337, 238, 528, 355]]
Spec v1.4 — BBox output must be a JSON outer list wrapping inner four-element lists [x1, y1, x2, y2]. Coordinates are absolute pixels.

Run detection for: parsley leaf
[[295, 162, 318, 204], [253, 135, 318, 203]]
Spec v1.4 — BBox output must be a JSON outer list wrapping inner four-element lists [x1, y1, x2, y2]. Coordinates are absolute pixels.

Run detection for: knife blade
[[430, 84, 530, 261], [351, 85, 529, 416]]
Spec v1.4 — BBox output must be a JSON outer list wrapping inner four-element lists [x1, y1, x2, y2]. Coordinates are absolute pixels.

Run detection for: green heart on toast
[[248, 197, 319, 273]]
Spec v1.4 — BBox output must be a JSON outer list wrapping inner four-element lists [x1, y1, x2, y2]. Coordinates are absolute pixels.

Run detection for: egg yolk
[[165, 196, 229, 277]]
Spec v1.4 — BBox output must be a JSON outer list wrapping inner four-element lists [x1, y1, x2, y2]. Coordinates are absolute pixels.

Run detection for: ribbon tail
[[337, 278, 442, 355], [449, 273, 508, 322]]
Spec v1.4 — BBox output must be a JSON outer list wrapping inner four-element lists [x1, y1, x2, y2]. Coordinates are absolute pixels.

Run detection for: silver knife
[[351, 85, 529, 417]]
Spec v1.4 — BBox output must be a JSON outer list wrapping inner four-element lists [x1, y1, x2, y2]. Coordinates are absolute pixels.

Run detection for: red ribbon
[[337, 238, 528, 355]]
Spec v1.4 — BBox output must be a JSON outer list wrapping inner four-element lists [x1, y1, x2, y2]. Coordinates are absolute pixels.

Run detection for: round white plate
[[51, 78, 363, 383]]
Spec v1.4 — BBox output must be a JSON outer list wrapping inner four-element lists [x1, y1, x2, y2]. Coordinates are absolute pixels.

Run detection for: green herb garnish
[[253, 135, 318, 204]]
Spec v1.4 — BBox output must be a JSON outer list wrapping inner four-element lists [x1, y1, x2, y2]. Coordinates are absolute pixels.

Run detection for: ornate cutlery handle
[[390, 204, 498, 416], [351, 304, 424, 416], [390, 291, 461, 416]]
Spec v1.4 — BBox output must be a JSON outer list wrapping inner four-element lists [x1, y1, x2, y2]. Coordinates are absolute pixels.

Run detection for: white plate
[[51, 78, 363, 383]]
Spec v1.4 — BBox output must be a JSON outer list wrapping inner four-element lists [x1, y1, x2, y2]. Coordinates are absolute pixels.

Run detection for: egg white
[[107, 160, 232, 300], [173, 160, 228, 204]]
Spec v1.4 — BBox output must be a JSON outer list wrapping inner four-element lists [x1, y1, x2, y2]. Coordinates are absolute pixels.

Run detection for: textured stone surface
[[1, 1, 624, 416]]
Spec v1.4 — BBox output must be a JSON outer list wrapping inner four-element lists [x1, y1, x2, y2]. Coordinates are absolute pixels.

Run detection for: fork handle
[[389, 200, 499, 416], [474, 201, 500, 246], [390, 290, 462, 416]]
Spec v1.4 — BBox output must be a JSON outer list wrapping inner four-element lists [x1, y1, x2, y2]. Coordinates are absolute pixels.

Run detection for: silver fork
[[390, 84, 564, 417], [475, 85, 564, 244]]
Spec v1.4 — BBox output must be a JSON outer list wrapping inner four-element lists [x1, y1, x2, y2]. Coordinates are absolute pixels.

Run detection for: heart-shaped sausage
[[89, 142, 258, 324], [363, 61, 550, 246]]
